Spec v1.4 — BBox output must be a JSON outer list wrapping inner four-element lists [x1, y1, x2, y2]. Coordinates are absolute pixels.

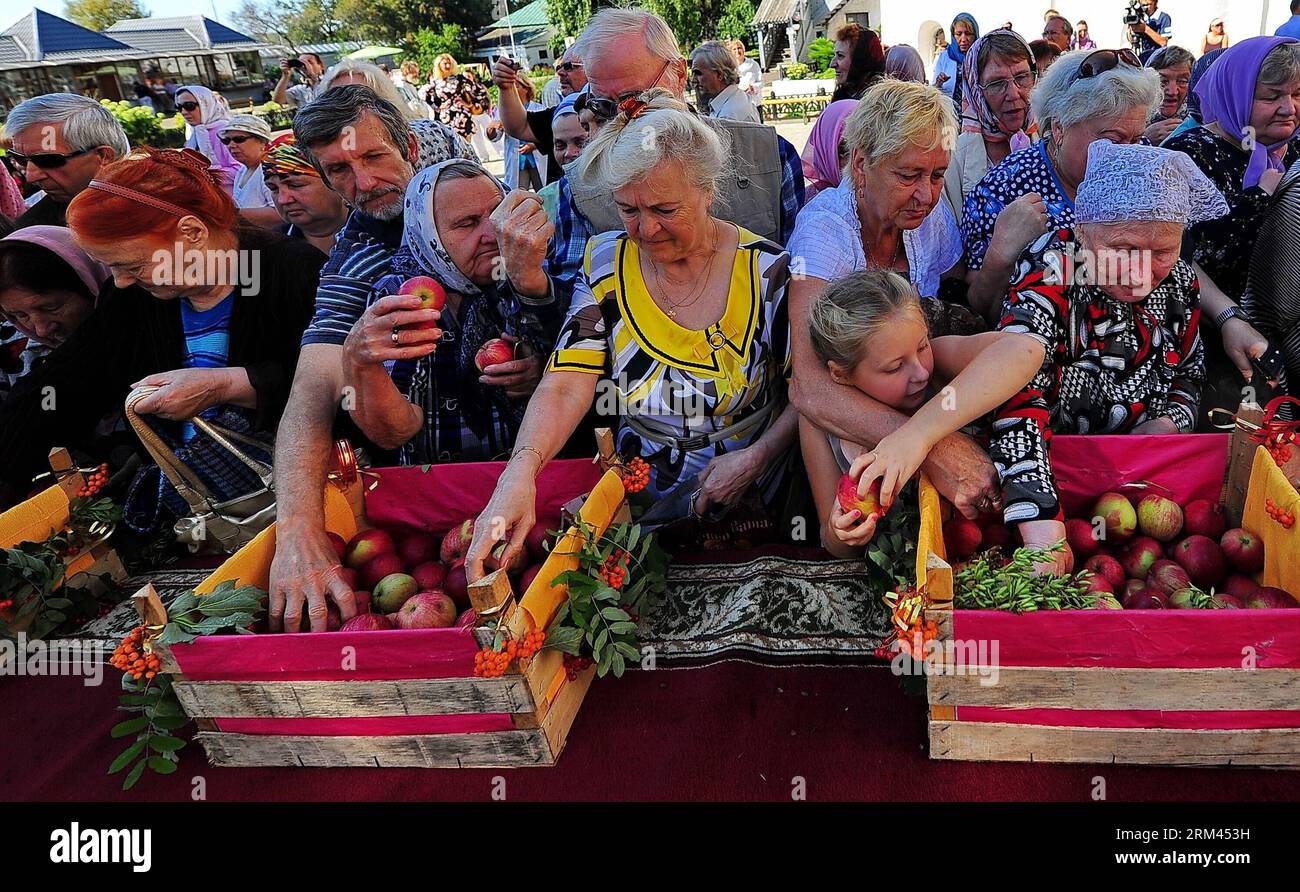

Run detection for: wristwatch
[[1214, 306, 1245, 329]]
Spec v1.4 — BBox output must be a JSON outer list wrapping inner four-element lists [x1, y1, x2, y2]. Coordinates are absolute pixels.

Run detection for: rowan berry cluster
[[1266, 432, 1295, 466], [77, 463, 109, 499], [621, 457, 650, 494], [562, 653, 593, 681], [599, 549, 629, 589], [110, 625, 161, 681], [473, 628, 548, 678], [1266, 498, 1295, 529]]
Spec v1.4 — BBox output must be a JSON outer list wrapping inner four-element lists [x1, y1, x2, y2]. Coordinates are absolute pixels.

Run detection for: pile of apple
[[321, 519, 554, 632], [1065, 492, 1296, 610]]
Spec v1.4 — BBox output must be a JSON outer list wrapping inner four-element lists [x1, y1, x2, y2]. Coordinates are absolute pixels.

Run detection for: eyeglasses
[[580, 58, 674, 121], [7, 147, 95, 170], [177, 101, 201, 112], [557, 61, 584, 73], [219, 134, 255, 145], [1076, 48, 1141, 80], [980, 71, 1037, 99]]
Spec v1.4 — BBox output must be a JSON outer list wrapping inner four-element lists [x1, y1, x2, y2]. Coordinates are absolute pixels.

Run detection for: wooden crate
[[134, 446, 626, 769], [919, 435, 1300, 767]]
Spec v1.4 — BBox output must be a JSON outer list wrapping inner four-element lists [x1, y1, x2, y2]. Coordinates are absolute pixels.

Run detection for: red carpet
[[4, 663, 1300, 802]]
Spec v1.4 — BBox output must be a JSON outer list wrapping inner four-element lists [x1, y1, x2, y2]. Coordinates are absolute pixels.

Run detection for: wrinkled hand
[[343, 294, 441, 367], [465, 462, 537, 583], [1258, 168, 1285, 195], [480, 333, 542, 399], [990, 192, 1049, 262], [827, 497, 879, 548], [269, 525, 357, 633], [694, 448, 762, 515], [1142, 117, 1181, 144], [491, 190, 553, 298], [847, 425, 931, 513], [1221, 315, 1270, 383], [131, 368, 239, 420], [921, 430, 1001, 520], [1019, 519, 1073, 576], [1132, 416, 1180, 435]]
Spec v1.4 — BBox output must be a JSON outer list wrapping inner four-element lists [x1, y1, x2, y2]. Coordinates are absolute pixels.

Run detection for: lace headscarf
[[1076, 139, 1229, 225]]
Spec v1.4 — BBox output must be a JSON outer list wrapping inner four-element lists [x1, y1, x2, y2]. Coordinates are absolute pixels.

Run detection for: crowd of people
[[1, 6, 1298, 631]]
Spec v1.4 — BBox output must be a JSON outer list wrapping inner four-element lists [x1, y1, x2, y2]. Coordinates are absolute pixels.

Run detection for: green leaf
[[611, 651, 625, 677], [151, 714, 191, 731], [149, 735, 186, 753], [169, 590, 199, 615], [543, 625, 583, 655], [108, 739, 146, 774], [600, 606, 628, 621], [594, 627, 609, 655], [614, 640, 640, 661], [111, 716, 148, 738], [122, 760, 147, 791], [147, 756, 177, 775], [44, 597, 73, 609], [609, 621, 639, 634]]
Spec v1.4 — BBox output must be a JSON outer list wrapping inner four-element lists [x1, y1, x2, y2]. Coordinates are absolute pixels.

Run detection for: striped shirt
[[180, 293, 234, 438], [300, 212, 404, 347]]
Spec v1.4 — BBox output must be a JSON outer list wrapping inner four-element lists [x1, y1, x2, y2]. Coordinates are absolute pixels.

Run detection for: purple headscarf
[[801, 100, 858, 199], [1194, 35, 1300, 189], [960, 28, 1037, 150]]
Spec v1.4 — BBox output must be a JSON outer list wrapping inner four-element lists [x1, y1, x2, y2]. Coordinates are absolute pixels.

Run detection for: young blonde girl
[[800, 269, 1044, 560]]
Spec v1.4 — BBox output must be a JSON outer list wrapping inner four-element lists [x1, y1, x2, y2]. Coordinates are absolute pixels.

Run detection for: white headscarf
[[177, 84, 240, 188], [401, 159, 505, 297]]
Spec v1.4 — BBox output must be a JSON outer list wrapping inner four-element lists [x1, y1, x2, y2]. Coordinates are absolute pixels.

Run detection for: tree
[[233, 0, 351, 49], [715, 0, 756, 43], [64, 0, 148, 32], [410, 24, 472, 71], [334, 0, 494, 44]]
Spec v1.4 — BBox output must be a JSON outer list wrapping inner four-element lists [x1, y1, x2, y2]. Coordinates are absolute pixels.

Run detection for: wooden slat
[[540, 665, 595, 757], [1221, 401, 1264, 529], [195, 729, 554, 768], [929, 721, 1300, 767], [172, 675, 536, 718], [927, 665, 1300, 711]]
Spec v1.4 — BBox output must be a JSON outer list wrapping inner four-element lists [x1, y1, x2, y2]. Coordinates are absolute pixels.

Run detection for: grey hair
[[3, 93, 129, 157], [575, 7, 682, 72], [319, 58, 426, 121], [1259, 41, 1300, 87], [1148, 45, 1194, 71], [1045, 15, 1073, 37], [1032, 49, 1160, 134], [571, 88, 729, 202], [437, 158, 492, 182], [690, 41, 739, 86], [293, 84, 412, 172], [808, 269, 923, 370]]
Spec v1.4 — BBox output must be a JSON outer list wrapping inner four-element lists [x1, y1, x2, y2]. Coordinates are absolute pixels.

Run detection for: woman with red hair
[[0, 147, 324, 516]]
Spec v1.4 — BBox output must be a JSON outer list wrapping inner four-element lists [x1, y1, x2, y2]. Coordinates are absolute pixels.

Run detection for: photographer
[[1128, 0, 1171, 63], [273, 52, 326, 108]]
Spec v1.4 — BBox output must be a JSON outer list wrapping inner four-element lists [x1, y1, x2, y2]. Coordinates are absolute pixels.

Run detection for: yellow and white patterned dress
[[549, 227, 792, 501]]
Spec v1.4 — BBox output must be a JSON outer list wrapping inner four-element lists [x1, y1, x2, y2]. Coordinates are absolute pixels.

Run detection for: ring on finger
[[391, 326, 400, 346]]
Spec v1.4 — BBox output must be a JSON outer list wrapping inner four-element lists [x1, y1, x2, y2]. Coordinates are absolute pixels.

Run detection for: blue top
[[1278, 16, 1300, 39], [180, 293, 234, 437], [1138, 10, 1173, 59]]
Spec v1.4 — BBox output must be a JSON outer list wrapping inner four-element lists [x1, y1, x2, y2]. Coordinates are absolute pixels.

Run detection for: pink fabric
[[0, 225, 111, 301], [170, 626, 481, 681], [0, 168, 25, 222], [1050, 433, 1229, 518], [214, 713, 517, 736], [363, 458, 602, 536], [802, 100, 858, 198], [959, 707, 1300, 730]]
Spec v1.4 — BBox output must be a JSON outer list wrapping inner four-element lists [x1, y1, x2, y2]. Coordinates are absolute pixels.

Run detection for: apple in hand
[[397, 276, 446, 331], [837, 473, 882, 519], [475, 338, 516, 372]]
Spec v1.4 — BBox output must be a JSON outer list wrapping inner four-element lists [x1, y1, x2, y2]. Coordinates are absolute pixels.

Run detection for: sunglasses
[[7, 147, 95, 170], [219, 134, 255, 145], [580, 58, 674, 121], [557, 61, 584, 73], [1076, 48, 1141, 80], [177, 101, 201, 112]]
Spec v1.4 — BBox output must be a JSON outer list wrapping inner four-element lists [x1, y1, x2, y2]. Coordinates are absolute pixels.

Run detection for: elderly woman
[[423, 54, 490, 141], [800, 99, 856, 200], [464, 91, 799, 578], [933, 13, 979, 100], [321, 59, 430, 122], [963, 48, 1160, 320], [343, 159, 558, 463], [992, 141, 1227, 570], [789, 80, 971, 320], [218, 113, 281, 229], [175, 84, 241, 189], [1143, 46, 1195, 144], [1164, 36, 1300, 426], [0, 148, 322, 511], [941, 29, 1038, 219], [0, 226, 108, 398], [260, 135, 349, 256], [690, 40, 760, 123]]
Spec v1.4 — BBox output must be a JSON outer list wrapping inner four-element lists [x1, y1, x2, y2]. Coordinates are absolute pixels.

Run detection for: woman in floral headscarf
[[174, 84, 241, 191], [342, 159, 561, 463]]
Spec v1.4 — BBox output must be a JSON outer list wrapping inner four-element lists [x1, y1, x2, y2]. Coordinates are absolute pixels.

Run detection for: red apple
[[525, 523, 554, 562], [1094, 593, 1124, 609], [1209, 592, 1243, 609], [397, 532, 440, 568], [456, 609, 477, 629], [1136, 493, 1184, 542], [1083, 574, 1114, 595], [412, 560, 448, 592], [1119, 536, 1163, 580], [475, 338, 516, 371], [444, 561, 470, 609], [340, 613, 394, 632], [1172, 535, 1227, 588], [325, 602, 341, 631], [345, 528, 395, 570], [1084, 554, 1126, 590], [519, 563, 544, 593], [352, 591, 371, 614], [440, 520, 475, 564], [372, 572, 419, 613], [1182, 499, 1226, 539], [358, 552, 405, 591], [980, 522, 1011, 552], [1065, 518, 1102, 560], [1093, 491, 1137, 544], [943, 517, 983, 560], [1247, 587, 1299, 609], [837, 473, 882, 519], [397, 275, 447, 330], [1123, 578, 1146, 601], [326, 531, 347, 560], [1220, 528, 1265, 574], [1147, 558, 1191, 597], [395, 591, 458, 629], [1223, 574, 1260, 600], [1123, 587, 1168, 610]]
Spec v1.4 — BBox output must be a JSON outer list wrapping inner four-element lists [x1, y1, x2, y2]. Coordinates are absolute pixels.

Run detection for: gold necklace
[[652, 222, 721, 319]]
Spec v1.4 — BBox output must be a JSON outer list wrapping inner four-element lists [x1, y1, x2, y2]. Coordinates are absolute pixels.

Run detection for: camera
[[286, 58, 304, 69], [1123, 0, 1145, 25]]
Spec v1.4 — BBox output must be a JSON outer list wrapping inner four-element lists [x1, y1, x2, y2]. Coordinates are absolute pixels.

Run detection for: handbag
[[125, 385, 276, 553]]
